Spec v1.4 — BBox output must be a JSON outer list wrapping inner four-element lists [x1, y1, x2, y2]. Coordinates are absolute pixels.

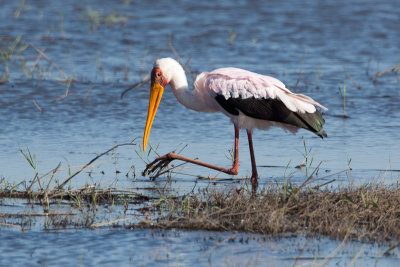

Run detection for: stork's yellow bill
[[143, 82, 164, 151]]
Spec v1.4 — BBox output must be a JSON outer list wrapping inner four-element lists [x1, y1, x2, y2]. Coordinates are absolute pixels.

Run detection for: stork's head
[[143, 58, 176, 151]]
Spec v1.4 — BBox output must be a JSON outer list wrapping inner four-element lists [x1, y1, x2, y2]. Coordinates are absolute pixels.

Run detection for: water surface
[[1, 0, 400, 265]]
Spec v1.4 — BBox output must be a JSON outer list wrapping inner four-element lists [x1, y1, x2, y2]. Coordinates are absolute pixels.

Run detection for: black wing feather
[[215, 95, 327, 138]]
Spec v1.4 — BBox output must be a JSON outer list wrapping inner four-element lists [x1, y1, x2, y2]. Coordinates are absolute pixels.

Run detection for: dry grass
[[131, 182, 400, 243]]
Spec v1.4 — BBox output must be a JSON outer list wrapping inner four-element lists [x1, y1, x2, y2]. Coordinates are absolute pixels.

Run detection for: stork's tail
[[280, 90, 327, 137], [288, 109, 327, 138]]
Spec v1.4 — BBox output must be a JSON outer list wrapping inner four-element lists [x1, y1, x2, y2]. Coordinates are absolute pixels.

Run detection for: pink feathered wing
[[195, 67, 327, 114]]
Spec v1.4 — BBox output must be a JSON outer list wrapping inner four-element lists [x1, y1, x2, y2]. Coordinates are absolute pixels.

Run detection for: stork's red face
[[143, 67, 168, 151]]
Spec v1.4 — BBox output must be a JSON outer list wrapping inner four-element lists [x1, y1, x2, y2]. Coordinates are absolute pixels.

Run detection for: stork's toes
[[142, 153, 175, 179]]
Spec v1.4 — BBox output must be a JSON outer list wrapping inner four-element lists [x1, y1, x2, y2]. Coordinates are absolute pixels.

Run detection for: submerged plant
[[19, 146, 40, 192], [83, 8, 129, 32], [295, 136, 316, 177], [227, 29, 237, 45], [337, 79, 350, 118], [13, 0, 26, 18], [342, 79, 347, 117], [0, 35, 23, 81]]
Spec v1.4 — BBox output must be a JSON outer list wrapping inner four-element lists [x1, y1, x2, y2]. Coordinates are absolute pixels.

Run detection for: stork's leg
[[246, 129, 258, 194], [143, 125, 240, 178]]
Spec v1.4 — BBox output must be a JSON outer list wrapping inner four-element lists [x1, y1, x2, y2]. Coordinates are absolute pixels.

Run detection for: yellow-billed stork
[[143, 58, 327, 193]]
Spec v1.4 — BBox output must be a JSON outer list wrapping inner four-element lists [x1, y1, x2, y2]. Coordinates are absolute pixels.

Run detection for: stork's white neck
[[155, 57, 218, 113], [168, 65, 196, 110], [168, 62, 189, 102]]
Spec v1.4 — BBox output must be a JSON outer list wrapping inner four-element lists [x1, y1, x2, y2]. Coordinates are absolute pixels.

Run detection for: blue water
[[1, 0, 400, 265], [1, 229, 398, 266]]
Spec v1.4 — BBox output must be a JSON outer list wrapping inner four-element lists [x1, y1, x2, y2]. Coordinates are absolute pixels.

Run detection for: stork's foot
[[251, 176, 258, 195], [142, 152, 176, 180]]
